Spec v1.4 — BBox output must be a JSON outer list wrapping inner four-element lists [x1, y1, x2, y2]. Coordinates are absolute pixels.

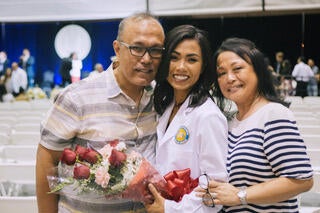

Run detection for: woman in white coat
[[145, 25, 228, 213]]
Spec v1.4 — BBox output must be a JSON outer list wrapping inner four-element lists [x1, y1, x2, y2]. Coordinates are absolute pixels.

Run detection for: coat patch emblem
[[175, 126, 189, 144]]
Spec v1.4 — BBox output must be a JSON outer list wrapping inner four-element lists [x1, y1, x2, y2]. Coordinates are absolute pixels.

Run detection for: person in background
[[19, 48, 35, 88], [291, 56, 314, 97], [88, 63, 104, 78], [36, 12, 165, 213], [0, 67, 13, 101], [273, 51, 284, 75], [59, 53, 73, 87], [196, 37, 313, 212], [145, 25, 228, 213], [69, 52, 83, 83], [110, 55, 120, 69], [11, 62, 28, 97], [0, 51, 10, 77], [307, 58, 319, 96]]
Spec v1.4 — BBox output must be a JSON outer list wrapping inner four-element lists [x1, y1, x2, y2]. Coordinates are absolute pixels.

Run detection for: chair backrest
[[11, 101, 32, 110], [0, 133, 10, 145], [0, 116, 16, 126], [0, 196, 37, 213], [0, 163, 35, 182], [296, 118, 320, 126], [0, 124, 11, 135], [307, 149, 320, 172], [303, 135, 320, 149], [12, 123, 40, 132], [299, 125, 320, 135], [10, 132, 40, 145], [1, 145, 37, 162]]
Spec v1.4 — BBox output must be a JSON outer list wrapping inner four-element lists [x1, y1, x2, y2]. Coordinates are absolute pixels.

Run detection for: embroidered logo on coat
[[175, 126, 189, 144]]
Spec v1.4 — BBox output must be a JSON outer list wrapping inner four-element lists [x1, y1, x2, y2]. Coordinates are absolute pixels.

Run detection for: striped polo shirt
[[225, 102, 313, 213], [40, 65, 157, 163]]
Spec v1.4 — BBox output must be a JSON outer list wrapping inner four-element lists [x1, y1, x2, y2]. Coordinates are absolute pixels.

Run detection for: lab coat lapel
[[157, 99, 190, 148]]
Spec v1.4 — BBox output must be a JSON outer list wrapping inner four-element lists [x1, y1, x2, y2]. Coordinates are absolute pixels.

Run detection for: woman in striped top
[[196, 37, 313, 212]]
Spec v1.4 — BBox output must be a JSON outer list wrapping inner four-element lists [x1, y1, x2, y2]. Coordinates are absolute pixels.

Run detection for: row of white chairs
[[0, 131, 40, 145], [0, 196, 37, 213], [286, 96, 320, 105], [0, 196, 38, 213], [307, 149, 320, 172], [0, 163, 35, 182], [0, 99, 52, 110], [296, 118, 320, 126], [299, 125, 320, 136], [0, 116, 44, 126], [304, 135, 320, 149], [0, 145, 37, 162]]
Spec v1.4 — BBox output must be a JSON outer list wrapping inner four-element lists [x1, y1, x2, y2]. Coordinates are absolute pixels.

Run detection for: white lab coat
[[156, 96, 228, 213]]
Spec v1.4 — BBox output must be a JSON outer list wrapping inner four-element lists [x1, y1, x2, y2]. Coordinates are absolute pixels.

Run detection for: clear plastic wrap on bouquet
[[47, 140, 168, 203]]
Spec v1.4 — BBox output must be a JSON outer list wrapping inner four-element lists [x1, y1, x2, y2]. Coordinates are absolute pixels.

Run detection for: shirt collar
[[105, 64, 154, 99]]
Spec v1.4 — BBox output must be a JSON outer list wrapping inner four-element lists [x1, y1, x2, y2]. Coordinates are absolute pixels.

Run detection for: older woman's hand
[[195, 179, 242, 206]]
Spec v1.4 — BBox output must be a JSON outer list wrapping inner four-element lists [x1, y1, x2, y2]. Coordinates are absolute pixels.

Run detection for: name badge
[[175, 126, 189, 144]]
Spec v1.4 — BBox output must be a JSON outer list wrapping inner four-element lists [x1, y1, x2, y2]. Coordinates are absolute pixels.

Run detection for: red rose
[[83, 149, 100, 164], [60, 148, 76, 165], [109, 139, 119, 147], [73, 165, 90, 179], [109, 149, 127, 167], [75, 145, 88, 161]]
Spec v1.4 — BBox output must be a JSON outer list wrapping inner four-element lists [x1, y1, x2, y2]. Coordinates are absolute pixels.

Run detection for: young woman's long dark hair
[[154, 25, 215, 115], [212, 37, 288, 114]]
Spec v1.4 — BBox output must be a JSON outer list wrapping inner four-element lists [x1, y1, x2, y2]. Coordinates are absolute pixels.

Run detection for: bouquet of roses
[[47, 140, 168, 203]]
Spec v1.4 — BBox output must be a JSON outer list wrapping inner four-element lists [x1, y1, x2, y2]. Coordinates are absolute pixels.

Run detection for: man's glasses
[[199, 173, 215, 208], [119, 41, 164, 59]]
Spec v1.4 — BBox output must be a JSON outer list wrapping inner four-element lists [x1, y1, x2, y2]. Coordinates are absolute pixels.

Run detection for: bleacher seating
[[0, 99, 52, 212], [0, 96, 319, 212]]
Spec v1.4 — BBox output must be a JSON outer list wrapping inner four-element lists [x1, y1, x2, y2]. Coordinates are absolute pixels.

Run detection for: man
[[88, 63, 104, 78], [18, 48, 35, 87], [36, 12, 165, 213], [292, 56, 314, 97], [59, 54, 73, 87], [273, 51, 284, 74], [11, 62, 28, 97], [307, 58, 319, 96]]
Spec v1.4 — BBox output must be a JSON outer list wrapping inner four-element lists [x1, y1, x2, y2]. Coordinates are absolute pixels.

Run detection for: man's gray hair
[[116, 12, 161, 41]]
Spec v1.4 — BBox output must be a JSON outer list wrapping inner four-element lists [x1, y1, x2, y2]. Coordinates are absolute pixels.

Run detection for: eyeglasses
[[119, 41, 164, 59], [199, 173, 215, 208]]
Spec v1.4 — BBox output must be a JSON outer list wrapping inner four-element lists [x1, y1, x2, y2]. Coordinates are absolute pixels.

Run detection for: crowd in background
[[269, 51, 319, 98], [0, 46, 319, 103], [0, 49, 116, 102]]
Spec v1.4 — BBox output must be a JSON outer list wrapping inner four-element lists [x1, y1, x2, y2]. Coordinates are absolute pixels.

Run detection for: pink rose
[[75, 145, 88, 161], [98, 144, 113, 159], [95, 166, 110, 188], [83, 149, 100, 164], [60, 148, 76, 165], [73, 165, 90, 179], [109, 149, 127, 167]]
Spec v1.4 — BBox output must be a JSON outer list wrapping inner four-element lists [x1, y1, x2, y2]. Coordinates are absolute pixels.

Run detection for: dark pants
[[12, 87, 25, 97], [295, 81, 308, 97]]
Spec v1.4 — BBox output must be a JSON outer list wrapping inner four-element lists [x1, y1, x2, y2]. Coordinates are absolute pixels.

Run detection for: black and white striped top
[[225, 102, 313, 213]]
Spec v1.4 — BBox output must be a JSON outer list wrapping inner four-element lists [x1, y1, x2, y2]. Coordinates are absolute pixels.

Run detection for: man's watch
[[237, 186, 247, 205]]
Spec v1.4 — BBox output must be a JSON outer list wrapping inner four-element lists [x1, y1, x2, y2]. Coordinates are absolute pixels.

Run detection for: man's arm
[[36, 144, 62, 213]]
